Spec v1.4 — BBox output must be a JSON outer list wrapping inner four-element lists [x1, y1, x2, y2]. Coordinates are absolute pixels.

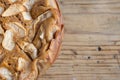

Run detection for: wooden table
[[39, 0, 120, 80]]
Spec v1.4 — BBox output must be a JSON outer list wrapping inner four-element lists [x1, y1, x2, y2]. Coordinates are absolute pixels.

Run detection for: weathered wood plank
[[60, 0, 120, 4], [62, 46, 120, 50], [61, 50, 119, 55], [59, 0, 120, 14], [64, 14, 120, 34], [64, 34, 120, 42]]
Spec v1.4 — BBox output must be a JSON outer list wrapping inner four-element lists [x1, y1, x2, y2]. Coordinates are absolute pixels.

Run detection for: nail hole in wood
[[113, 55, 117, 59], [88, 56, 91, 60], [97, 61, 100, 64], [97, 46, 102, 51]]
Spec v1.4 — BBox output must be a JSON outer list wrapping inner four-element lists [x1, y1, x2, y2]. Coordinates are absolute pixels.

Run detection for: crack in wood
[[116, 51, 120, 69], [70, 49, 78, 55]]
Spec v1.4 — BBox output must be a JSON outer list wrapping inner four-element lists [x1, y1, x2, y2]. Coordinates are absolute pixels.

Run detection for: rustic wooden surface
[[39, 0, 120, 80]]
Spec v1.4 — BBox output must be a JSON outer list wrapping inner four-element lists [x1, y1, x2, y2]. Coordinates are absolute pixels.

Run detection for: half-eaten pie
[[0, 0, 63, 80]]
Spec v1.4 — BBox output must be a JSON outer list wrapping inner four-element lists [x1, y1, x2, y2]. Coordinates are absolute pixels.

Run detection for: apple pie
[[0, 0, 63, 80]]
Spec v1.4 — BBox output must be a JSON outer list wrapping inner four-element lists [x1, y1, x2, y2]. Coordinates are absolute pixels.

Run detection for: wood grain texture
[[40, 0, 120, 80]]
